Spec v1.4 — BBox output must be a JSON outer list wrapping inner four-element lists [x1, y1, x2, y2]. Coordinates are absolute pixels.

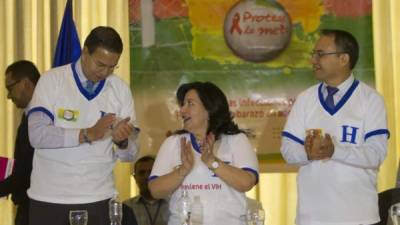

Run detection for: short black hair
[[133, 155, 155, 174], [321, 29, 359, 69], [5, 60, 40, 84], [176, 81, 243, 139], [84, 26, 123, 54]]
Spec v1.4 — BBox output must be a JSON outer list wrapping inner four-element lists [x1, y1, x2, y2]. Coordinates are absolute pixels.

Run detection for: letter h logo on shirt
[[341, 125, 359, 144]]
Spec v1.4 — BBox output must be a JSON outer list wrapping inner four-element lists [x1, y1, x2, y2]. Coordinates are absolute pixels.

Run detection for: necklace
[[196, 139, 203, 148], [194, 134, 205, 148]]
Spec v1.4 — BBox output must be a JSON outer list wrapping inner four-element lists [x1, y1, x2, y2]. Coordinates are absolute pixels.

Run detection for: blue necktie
[[85, 80, 95, 94], [326, 86, 339, 109]]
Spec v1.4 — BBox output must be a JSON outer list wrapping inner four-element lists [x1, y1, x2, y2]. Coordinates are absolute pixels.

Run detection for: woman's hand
[[199, 133, 257, 192], [148, 136, 195, 199], [201, 133, 217, 168], [179, 137, 194, 177]]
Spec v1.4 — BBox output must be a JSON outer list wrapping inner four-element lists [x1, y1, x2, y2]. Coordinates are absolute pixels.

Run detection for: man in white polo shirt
[[27, 26, 139, 225], [281, 29, 389, 225]]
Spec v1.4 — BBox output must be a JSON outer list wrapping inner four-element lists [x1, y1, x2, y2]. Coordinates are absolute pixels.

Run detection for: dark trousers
[[15, 201, 29, 225], [29, 198, 110, 225]]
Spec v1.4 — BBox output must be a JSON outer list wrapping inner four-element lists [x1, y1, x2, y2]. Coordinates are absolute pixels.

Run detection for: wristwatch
[[210, 159, 220, 171]]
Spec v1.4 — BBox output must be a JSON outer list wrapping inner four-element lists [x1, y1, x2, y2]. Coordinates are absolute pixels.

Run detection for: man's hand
[[111, 117, 134, 143], [86, 114, 116, 142], [320, 134, 334, 158], [305, 134, 313, 158], [305, 133, 335, 160]]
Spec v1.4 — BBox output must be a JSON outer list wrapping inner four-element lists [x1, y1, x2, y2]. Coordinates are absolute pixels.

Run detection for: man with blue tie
[[281, 29, 389, 225], [27, 26, 139, 225]]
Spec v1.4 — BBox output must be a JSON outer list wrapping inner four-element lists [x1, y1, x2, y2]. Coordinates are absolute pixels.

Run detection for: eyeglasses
[[310, 50, 347, 59], [88, 54, 119, 71], [6, 79, 22, 92]]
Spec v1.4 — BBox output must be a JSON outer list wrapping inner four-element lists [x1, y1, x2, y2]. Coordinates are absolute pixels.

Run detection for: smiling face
[[81, 46, 121, 83], [180, 89, 209, 137], [310, 35, 350, 86]]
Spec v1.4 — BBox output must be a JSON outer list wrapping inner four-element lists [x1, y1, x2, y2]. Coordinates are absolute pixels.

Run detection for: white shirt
[[28, 60, 136, 160], [27, 60, 139, 204], [150, 133, 259, 225], [281, 75, 389, 225]]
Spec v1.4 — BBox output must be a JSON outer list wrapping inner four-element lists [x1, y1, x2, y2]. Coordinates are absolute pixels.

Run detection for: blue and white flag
[[53, 0, 81, 67]]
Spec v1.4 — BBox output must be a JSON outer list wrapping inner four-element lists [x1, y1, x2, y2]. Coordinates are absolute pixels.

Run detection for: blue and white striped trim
[[282, 131, 304, 145], [190, 133, 202, 154], [318, 79, 359, 116], [28, 106, 54, 122], [364, 129, 390, 141], [242, 167, 259, 184], [148, 175, 159, 182]]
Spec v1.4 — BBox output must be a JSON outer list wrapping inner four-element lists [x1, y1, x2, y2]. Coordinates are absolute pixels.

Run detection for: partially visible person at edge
[[281, 29, 389, 225], [148, 81, 259, 225], [27, 26, 139, 225], [0, 60, 39, 225], [122, 156, 169, 225]]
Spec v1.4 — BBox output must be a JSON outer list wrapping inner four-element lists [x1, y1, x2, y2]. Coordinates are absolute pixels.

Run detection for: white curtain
[[0, 1, 132, 224]]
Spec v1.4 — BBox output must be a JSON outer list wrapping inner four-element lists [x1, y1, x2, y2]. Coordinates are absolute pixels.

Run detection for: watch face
[[212, 161, 219, 169]]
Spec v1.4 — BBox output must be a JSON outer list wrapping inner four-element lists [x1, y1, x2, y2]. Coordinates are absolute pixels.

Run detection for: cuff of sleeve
[[64, 129, 81, 147], [114, 139, 128, 149], [242, 167, 259, 184], [115, 139, 139, 162]]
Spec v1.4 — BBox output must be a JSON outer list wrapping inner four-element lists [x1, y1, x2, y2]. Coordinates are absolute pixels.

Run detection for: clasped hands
[[84, 113, 137, 145], [305, 132, 335, 161], [178, 133, 218, 177]]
